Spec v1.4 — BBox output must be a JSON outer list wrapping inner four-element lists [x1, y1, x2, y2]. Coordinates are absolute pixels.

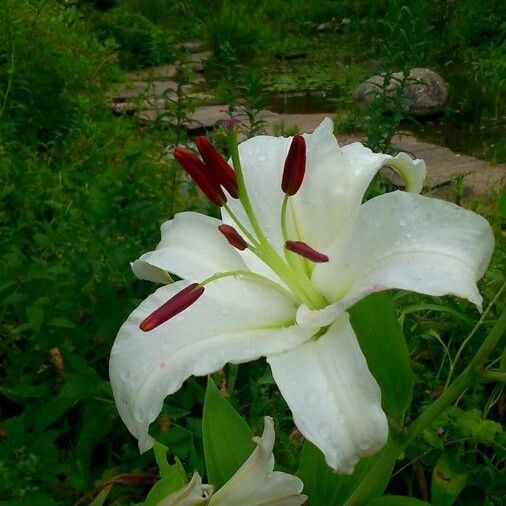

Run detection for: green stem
[[344, 309, 506, 506], [227, 131, 267, 245], [445, 281, 505, 388], [479, 370, 506, 384]]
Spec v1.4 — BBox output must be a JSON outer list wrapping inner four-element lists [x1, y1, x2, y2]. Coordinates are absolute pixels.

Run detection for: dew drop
[[358, 438, 371, 450], [399, 219, 406, 227], [120, 370, 131, 382]]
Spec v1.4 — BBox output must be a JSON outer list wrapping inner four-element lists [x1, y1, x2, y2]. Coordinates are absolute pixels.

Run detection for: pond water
[[261, 68, 505, 163]]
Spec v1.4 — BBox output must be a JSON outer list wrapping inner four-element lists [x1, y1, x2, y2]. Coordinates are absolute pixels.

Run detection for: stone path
[[107, 50, 505, 200]]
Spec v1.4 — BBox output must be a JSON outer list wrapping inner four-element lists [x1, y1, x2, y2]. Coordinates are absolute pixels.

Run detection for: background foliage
[[0, 0, 504, 504]]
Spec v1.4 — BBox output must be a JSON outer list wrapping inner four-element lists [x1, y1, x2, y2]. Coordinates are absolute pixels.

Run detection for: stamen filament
[[227, 131, 269, 245], [223, 203, 259, 247], [280, 193, 311, 277]]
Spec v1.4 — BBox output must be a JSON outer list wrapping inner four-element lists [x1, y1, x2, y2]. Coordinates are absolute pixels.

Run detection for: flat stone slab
[[264, 113, 332, 135], [182, 41, 205, 54], [110, 81, 180, 101], [138, 105, 278, 129], [128, 64, 177, 81]]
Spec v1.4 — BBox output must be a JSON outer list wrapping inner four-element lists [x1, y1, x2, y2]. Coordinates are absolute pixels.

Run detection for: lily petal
[[315, 191, 494, 308], [210, 417, 307, 506], [159, 473, 212, 506], [110, 279, 313, 452], [131, 212, 247, 283], [340, 142, 426, 195], [286, 118, 355, 252], [267, 314, 388, 474], [222, 133, 291, 253], [222, 118, 350, 254]]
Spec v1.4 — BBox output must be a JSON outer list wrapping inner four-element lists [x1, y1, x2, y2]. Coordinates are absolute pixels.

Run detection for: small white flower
[[158, 417, 307, 506], [110, 118, 494, 473]]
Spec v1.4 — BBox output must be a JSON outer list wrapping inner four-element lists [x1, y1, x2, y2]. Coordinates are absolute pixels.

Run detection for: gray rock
[[354, 68, 449, 117], [317, 23, 331, 32], [182, 41, 205, 54]]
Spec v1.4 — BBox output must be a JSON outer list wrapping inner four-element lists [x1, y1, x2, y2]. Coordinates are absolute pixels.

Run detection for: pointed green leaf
[[144, 443, 187, 506], [202, 377, 255, 489], [431, 452, 467, 506], [349, 292, 414, 419], [368, 496, 431, 505], [298, 441, 394, 505]]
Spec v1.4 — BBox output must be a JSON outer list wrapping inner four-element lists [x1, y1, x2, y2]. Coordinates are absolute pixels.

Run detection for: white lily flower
[[158, 417, 307, 506], [110, 118, 494, 473]]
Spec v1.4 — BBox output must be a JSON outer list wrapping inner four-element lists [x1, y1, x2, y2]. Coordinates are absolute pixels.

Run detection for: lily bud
[[174, 147, 227, 206], [281, 135, 306, 196], [140, 283, 205, 332], [285, 240, 329, 263], [218, 224, 248, 250], [196, 137, 239, 198]]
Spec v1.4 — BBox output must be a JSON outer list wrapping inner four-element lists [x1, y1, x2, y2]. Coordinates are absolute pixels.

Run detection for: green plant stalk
[[479, 370, 506, 383], [344, 309, 506, 506]]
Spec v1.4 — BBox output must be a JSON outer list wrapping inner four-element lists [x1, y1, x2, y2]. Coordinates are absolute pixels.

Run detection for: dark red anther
[[174, 147, 227, 206], [281, 135, 306, 196], [196, 137, 239, 198], [285, 240, 329, 263], [218, 224, 248, 251], [140, 283, 205, 332]]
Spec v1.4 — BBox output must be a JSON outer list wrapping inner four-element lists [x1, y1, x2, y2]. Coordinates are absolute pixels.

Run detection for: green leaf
[[202, 377, 255, 489], [431, 452, 467, 506], [35, 395, 75, 432], [349, 292, 414, 419], [499, 192, 506, 218], [144, 443, 187, 506], [26, 305, 44, 332], [298, 441, 394, 505], [368, 496, 431, 505], [89, 486, 112, 506]]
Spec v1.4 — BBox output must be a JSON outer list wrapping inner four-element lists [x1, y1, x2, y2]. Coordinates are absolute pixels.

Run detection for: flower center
[[142, 133, 332, 332]]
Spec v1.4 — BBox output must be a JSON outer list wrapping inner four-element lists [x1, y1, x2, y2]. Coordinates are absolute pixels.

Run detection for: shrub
[[92, 11, 173, 69], [0, 0, 113, 146]]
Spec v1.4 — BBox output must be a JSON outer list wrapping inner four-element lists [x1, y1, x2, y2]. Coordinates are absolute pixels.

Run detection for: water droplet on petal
[[120, 370, 131, 382]]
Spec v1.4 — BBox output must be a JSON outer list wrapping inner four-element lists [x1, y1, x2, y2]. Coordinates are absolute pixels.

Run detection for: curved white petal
[[159, 473, 212, 506], [222, 118, 350, 255], [131, 259, 173, 284], [110, 280, 313, 452], [210, 417, 307, 506], [315, 191, 494, 309], [289, 118, 353, 252], [267, 314, 388, 474], [340, 142, 426, 196], [222, 118, 426, 265], [131, 212, 247, 283]]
